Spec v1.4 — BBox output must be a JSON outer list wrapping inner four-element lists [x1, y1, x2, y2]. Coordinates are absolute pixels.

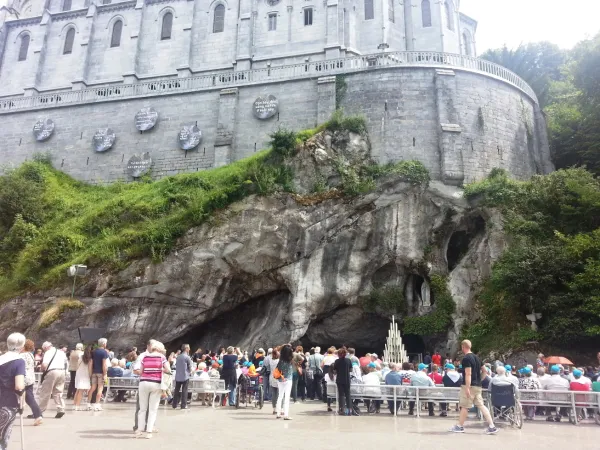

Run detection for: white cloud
[[461, 0, 600, 51]]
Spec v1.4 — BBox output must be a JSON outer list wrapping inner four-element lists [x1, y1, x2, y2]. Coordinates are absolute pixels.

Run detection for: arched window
[[63, 28, 75, 54], [161, 12, 173, 40], [213, 4, 225, 33], [18, 34, 30, 61], [62, 0, 72, 11], [388, 0, 394, 23], [463, 31, 472, 56], [445, 0, 454, 31], [421, 0, 431, 27], [110, 20, 123, 48], [364, 0, 374, 20]]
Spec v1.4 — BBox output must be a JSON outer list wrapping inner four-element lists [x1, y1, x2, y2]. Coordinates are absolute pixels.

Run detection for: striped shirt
[[140, 353, 166, 384]]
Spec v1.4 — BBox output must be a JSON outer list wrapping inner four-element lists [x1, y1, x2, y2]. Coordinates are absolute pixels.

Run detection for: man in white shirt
[[37, 341, 67, 418], [490, 366, 518, 391], [544, 365, 570, 422], [409, 363, 435, 416]]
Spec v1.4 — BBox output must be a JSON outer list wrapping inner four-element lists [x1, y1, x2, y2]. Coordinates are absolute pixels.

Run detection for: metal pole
[[394, 385, 397, 417], [19, 392, 24, 450], [71, 275, 77, 298]]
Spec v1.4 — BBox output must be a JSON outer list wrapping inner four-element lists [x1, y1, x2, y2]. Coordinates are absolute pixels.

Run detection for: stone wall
[[0, 67, 553, 184]]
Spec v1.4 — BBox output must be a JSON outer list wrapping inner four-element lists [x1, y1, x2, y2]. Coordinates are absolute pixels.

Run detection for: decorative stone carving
[[253, 95, 278, 120], [33, 118, 55, 142], [126, 152, 153, 178], [178, 124, 202, 150], [93, 128, 116, 152], [135, 107, 159, 131]]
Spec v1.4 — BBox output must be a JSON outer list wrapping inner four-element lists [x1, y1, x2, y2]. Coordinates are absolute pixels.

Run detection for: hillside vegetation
[[0, 114, 429, 300], [462, 168, 600, 353]]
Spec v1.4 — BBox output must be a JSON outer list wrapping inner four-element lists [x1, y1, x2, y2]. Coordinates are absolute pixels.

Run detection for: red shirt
[[429, 372, 443, 384], [432, 354, 442, 366], [570, 381, 590, 392]]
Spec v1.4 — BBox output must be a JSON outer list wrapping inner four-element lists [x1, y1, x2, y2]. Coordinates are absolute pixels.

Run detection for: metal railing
[[0, 51, 538, 114], [326, 383, 600, 425]]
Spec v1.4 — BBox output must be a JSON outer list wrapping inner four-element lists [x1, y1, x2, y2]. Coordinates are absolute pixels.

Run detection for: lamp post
[[67, 265, 87, 298]]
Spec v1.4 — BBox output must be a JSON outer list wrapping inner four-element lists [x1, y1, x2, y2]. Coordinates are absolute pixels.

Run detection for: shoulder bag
[[40, 348, 57, 384]]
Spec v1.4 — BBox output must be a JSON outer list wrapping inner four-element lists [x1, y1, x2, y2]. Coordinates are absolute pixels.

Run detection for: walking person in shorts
[[449, 340, 498, 435], [88, 338, 109, 411]]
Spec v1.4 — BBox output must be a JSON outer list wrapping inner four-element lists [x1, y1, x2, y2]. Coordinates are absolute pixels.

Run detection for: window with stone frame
[[304, 7, 313, 26], [63, 28, 75, 54], [445, 0, 455, 31], [62, 0, 71, 11], [388, 0, 394, 23], [268, 13, 277, 31], [18, 34, 30, 61], [110, 20, 123, 48], [463, 31, 472, 56], [213, 4, 225, 33], [421, 0, 431, 27], [364, 0, 374, 20], [161, 12, 173, 40]]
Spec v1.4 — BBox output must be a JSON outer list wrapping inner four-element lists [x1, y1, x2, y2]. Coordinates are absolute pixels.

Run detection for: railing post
[[416, 387, 420, 417], [571, 391, 578, 425], [394, 385, 397, 417]]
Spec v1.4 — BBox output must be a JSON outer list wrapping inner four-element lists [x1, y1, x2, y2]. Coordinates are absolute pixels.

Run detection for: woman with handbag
[[275, 345, 294, 420]]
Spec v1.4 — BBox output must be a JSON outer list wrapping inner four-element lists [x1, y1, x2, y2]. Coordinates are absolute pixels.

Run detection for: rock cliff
[[0, 129, 505, 354]]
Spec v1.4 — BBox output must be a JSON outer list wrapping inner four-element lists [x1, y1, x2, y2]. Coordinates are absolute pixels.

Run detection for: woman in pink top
[[136, 341, 171, 439]]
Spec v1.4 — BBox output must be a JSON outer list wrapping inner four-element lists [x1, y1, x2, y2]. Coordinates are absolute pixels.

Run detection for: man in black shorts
[[449, 340, 498, 435]]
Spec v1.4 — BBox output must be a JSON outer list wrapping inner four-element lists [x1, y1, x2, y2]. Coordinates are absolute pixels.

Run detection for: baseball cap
[[504, 365, 512, 372], [519, 367, 532, 375], [573, 369, 582, 378], [550, 365, 560, 374], [444, 363, 455, 370], [418, 363, 428, 371], [367, 362, 377, 368]]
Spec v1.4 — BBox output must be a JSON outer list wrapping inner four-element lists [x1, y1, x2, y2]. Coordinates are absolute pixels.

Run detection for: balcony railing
[[0, 51, 538, 114]]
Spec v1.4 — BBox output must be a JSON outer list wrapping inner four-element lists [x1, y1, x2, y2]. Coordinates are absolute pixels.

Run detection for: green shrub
[[269, 127, 297, 158], [0, 214, 39, 255], [366, 160, 430, 185], [364, 286, 406, 315], [325, 110, 367, 135]]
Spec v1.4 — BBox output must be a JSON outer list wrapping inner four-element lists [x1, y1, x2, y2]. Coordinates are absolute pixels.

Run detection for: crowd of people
[[1, 332, 599, 446]]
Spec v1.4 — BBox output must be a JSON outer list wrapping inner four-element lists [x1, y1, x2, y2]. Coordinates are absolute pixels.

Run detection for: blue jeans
[[226, 380, 236, 406]]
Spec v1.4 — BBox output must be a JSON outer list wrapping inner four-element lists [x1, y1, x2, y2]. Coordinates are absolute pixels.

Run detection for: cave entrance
[[447, 215, 486, 271], [402, 333, 425, 363], [166, 289, 292, 353], [299, 306, 390, 356]]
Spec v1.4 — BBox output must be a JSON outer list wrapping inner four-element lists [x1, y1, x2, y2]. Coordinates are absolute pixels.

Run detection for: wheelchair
[[235, 374, 264, 409], [490, 384, 523, 429]]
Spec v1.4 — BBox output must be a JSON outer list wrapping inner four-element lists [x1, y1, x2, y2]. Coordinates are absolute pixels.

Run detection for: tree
[[481, 42, 566, 107]]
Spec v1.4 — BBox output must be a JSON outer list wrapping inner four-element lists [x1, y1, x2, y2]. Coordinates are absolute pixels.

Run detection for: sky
[[1, 0, 599, 52], [461, 0, 600, 51]]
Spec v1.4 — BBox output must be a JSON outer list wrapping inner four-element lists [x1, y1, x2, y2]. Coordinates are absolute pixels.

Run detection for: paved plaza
[[11, 401, 600, 449]]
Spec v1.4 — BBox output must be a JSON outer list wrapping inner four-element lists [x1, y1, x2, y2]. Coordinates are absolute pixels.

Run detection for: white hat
[[258, 348, 265, 354]]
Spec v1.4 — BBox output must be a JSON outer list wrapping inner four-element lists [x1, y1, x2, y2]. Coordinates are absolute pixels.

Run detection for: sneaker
[[485, 427, 498, 435], [145, 433, 153, 439], [449, 425, 465, 433], [55, 411, 65, 419], [283, 417, 292, 420], [440, 412, 448, 417], [134, 431, 143, 439], [33, 417, 43, 426], [26, 415, 34, 419], [94, 404, 103, 411]]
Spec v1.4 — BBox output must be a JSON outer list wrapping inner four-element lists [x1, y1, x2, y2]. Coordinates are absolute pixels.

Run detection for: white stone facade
[[0, 0, 477, 96]]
